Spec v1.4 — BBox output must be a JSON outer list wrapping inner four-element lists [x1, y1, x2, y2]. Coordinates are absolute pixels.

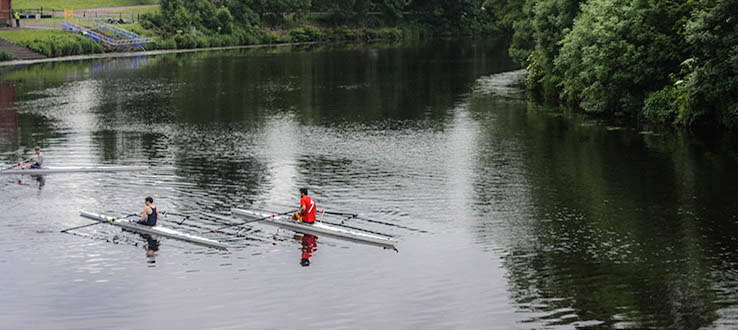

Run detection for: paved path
[[85, 4, 159, 12]]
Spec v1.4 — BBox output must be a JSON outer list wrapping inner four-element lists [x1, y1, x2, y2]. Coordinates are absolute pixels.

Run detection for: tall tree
[[685, 0, 738, 127], [555, 0, 693, 114], [248, 0, 312, 26], [412, 0, 494, 35], [525, 0, 583, 94], [312, 0, 358, 23]]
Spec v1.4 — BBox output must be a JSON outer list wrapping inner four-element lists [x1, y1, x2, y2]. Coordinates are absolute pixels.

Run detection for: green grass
[[14, 0, 158, 10], [0, 29, 62, 43], [0, 29, 104, 57], [112, 7, 159, 14], [118, 23, 158, 38]]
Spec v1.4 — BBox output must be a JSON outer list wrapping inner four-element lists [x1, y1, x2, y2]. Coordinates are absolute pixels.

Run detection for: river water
[[1, 39, 737, 329]]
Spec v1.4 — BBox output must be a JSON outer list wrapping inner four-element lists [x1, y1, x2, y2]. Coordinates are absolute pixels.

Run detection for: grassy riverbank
[[0, 30, 103, 57], [143, 24, 405, 51], [0, 20, 403, 61], [1, 0, 496, 60], [13, 0, 158, 10]]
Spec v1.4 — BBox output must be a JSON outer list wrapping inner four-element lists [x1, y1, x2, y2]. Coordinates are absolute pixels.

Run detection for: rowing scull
[[231, 208, 398, 248], [1, 165, 148, 175], [79, 211, 228, 250]]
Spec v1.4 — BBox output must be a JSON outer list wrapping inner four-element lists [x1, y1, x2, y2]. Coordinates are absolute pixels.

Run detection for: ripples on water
[[1, 41, 738, 329]]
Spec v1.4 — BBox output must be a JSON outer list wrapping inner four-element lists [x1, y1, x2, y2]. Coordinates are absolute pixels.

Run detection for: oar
[[177, 216, 190, 225], [61, 213, 138, 233], [322, 210, 358, 218], [205, 210, 294, 233], [323, 210, 427, 233], [1, 158, 32, 171], [317, 219, 396, 237], [162, 211, 190, 225], [162, 211, 189, 217], [61, 221, 107, 233]]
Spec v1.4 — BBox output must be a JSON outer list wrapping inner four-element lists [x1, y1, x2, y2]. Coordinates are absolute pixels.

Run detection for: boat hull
[[231, 208, 397, 248], [2, 166, 148, 175], [79, 211, 228, 250]]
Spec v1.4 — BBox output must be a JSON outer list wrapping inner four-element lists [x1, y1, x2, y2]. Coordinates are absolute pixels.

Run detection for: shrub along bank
[[142, 24, 404, 50], [138, 0, 494, 49], [2, 0, 494, 59], [0, 50, 13, 61]]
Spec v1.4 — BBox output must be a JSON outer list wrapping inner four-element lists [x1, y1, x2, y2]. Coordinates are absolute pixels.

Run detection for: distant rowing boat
[[231, 208, 398, 248], [79, 211, 228, 250], [1, 165, 148, 175]]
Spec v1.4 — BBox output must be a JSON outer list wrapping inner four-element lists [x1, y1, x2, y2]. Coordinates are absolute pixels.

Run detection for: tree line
[[147, 0, 737, 128], [486, 0, 738, 128], [151, 0, 495, 36]]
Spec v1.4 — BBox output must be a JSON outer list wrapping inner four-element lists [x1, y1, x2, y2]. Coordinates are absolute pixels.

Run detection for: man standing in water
[[292, 188, 316, 224], [139, 196, 159, 226], [23, 146, 44, 169]]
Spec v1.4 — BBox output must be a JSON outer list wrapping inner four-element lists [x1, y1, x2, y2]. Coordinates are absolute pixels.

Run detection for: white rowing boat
[[79, 211, 228, 250], [1, 165, 148, 175], [2, 165, 148, 175], [231, 208, 398, 248]]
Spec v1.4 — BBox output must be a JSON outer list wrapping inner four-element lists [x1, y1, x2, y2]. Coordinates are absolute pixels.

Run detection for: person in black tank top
[[139, 196, 159, 226]]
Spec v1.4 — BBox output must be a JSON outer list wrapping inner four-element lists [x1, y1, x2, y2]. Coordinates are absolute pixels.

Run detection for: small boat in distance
[[1, 165, 148, 175], [79, 211, 228, 250], [231, 208, 398, 249]]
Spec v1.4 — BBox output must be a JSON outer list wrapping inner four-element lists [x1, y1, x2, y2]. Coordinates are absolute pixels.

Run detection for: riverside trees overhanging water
[[146, 0, 737, 129], [486, 0, 738, 129]]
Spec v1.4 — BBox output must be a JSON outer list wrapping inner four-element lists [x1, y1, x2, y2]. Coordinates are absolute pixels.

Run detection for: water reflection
[[120, 229, 161, 263], [296, 233, 318, 267], [15, 174, 46, 190], [0, 82, 18, 149], [140, 233, 160, 263], [29, 174, 45, 190], [3, 39, 737, 329], [89, 56, 151, 74], [468, 73, 738, 327]]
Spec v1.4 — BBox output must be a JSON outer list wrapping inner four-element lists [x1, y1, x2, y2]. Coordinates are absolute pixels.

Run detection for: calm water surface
[[1, 40, 738, 329]]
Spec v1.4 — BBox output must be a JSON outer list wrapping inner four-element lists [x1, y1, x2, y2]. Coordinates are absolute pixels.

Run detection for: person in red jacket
[[292, 187, 316, 224]]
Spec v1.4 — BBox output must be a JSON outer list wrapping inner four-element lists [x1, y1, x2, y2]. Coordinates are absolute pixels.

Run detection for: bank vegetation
[[486, 0, 738, 129]]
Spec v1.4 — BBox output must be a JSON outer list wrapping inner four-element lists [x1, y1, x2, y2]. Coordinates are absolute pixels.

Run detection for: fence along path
[[61, 20, 150, 50]]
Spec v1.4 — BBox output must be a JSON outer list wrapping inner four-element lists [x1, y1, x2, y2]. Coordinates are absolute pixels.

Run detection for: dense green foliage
[[0, 30, 104, 58], [0, 50, 13, 61], [683, 0, 738, 127], [144, 0, 496, 41], [556, 0, 692, 114], [490, 0, 738, 128], [412, 0, 498, 36], [21, 35, 105, 57], [516, 0, 581, 94]]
